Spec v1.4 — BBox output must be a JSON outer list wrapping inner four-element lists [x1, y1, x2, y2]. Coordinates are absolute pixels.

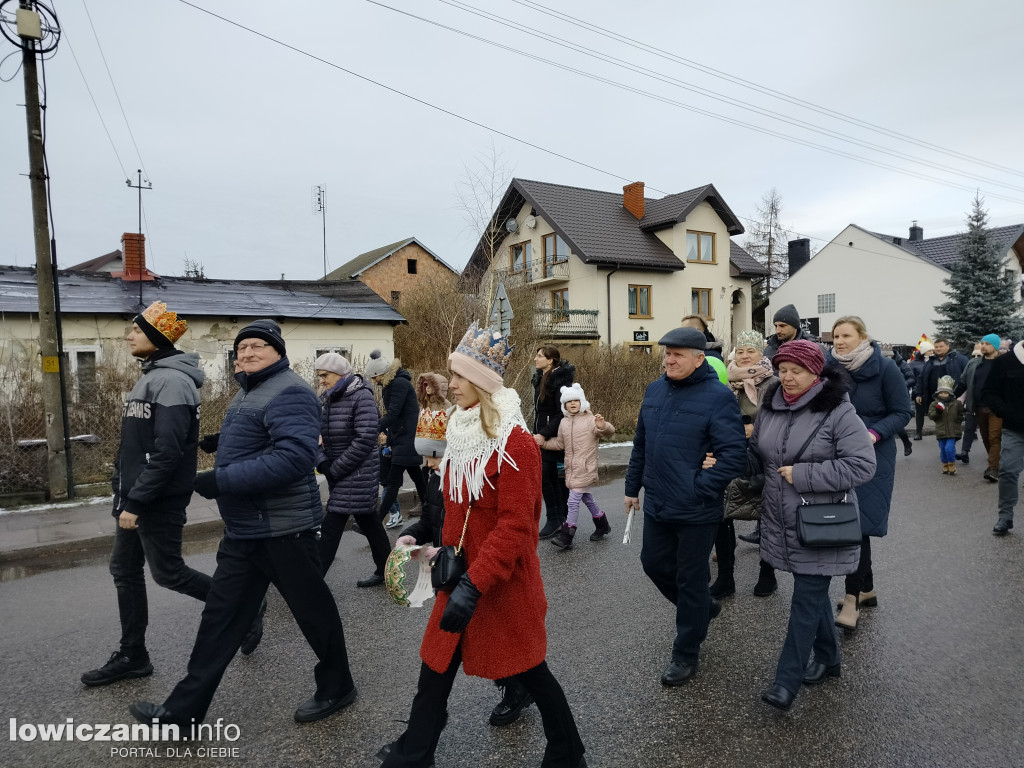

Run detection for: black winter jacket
[[112, 349, 203, 516], [982, 347, 1024, 433], [213, 357, 323, 539], [914, 351, 968, 401], [532, 361, 575, 461], [377, 364, 420, 467], [318, 373, 380, 516]]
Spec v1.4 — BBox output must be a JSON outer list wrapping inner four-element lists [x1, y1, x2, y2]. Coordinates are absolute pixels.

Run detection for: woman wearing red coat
[[379, 322, 586, 768]]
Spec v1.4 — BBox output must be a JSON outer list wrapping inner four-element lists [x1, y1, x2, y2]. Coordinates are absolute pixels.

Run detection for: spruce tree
[[934, 194, 1024, 349]]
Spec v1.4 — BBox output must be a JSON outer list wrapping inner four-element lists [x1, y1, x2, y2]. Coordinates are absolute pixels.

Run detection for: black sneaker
[[983, 469, 999, 483], [737, 529, 760, 544], [81, 651, 153, 687], [240, 598, 267, 656]]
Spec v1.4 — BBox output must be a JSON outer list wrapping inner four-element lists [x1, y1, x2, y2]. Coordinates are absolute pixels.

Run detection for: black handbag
[[789, 417, 862, 549], [430, 504, 471, 591]]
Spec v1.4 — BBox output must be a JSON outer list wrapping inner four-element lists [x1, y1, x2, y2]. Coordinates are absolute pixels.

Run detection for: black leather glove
[[193, 470, 220, 499], [439, 574, 481, 634], [198, 433, 220, 454], [317, 460, 335, 483]]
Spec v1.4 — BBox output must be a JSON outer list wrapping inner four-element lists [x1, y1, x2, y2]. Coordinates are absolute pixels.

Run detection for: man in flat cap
[[129, 319, 357, 728], [624, 327, 746, 687], [82, 301, 213, 687]]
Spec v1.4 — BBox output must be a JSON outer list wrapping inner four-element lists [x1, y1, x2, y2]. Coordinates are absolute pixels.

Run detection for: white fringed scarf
[[440, 387, 529, 504]]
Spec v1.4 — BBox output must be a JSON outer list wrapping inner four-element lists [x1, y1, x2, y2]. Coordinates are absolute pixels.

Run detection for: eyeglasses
[[237, 341, 271, 353]]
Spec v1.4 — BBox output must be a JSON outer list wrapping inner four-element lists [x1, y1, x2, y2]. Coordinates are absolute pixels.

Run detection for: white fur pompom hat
[[559, 382, 590, 415]]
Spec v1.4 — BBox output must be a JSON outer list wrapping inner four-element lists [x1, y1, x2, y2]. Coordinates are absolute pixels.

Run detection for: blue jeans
[[775, 573, 839, 695], [109, 507, 212, 658], [938, 437, 957, 463], [640, 515, 718, 664], [997, 428, 1024, 524]]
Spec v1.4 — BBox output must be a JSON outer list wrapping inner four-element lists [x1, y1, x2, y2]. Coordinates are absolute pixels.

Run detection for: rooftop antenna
[[312, 184, 327, 279], [126, 168, 152, 307]]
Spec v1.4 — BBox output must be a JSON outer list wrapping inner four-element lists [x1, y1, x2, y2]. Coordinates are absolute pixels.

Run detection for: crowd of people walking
[[81, 297, 1022, 766]]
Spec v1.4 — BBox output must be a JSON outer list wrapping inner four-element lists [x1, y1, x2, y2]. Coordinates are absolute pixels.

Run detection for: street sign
[[489, 283, 514, 336]]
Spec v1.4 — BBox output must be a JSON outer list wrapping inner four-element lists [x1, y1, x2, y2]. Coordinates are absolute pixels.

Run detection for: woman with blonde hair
[[379, 322, 586, 768], [826, 316, 912, 632]]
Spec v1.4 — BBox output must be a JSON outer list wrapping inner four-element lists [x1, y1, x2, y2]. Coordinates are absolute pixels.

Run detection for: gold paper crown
[[140, 301, 188, 343], [415, 409, 449, 440], [454, 322, 514, 377]]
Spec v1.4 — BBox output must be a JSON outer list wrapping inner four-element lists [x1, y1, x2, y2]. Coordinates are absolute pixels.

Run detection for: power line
[[81, 0, 149, 180], [370, 0, 1024, 204], [433, 0, 1024, 195], [61, 30, 129, 178], [508, 0, 1024, 180], [171, 1, 1000, 269]]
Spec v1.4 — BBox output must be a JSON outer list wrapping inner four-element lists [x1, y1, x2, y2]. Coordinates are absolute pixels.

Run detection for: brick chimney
[[623, 181, 645, 219], [121, 233, 146, 275], [909, 220, 923, 242]]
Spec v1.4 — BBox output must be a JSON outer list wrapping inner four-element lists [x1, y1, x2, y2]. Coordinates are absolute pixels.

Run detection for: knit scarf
[[727, 356, 774, 405], [831, 339, 873, 372], [440, 387, 529, 504]]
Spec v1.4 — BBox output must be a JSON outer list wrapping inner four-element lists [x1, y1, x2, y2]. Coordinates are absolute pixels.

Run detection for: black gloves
[[198, 433, 220, 454], [193, 470, 220, 499], [317, 460, 337, 484], [439, 574, 481, 634]]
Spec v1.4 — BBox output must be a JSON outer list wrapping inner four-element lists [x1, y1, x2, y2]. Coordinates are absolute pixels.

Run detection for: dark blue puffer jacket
[[827, 342, 913, 537], [625, 360, 747, 523], [213, 357, 322, 539], [317, 373, 380, 516]]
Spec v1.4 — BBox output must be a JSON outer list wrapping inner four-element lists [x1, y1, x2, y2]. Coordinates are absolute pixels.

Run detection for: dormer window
[[686, 231, 716, 263]]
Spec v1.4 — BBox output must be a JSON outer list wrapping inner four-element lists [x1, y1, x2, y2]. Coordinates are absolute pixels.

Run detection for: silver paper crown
[[454, 321, 514, 377]]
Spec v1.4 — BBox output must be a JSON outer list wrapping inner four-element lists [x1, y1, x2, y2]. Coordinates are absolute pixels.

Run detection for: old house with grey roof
[[324, 237, 459, 307], [462, 178, 767, 350], [0, 233, 405, 398], [767, 222, 1024, 346]]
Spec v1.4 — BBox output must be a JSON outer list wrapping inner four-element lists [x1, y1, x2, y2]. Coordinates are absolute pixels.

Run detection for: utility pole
[[17, 5, 68, 499], [312, 184, 326, 278], [126, 169, 151, 307]]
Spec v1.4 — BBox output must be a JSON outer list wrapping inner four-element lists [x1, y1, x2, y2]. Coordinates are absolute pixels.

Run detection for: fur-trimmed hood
[[760, 362, 852, 414], [416, 372, 451, 411], [376, 358, 405, 388]]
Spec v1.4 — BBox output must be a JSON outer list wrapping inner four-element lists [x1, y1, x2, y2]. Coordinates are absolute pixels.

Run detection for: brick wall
[[360, 243, 456, 304]]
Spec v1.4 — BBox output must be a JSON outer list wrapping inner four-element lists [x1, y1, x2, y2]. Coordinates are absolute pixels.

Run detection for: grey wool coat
[[749, 364, 877, 576], [317, 373, 380, 517]]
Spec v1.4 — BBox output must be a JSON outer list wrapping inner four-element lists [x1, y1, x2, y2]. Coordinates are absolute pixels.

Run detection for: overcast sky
[[3, 0, 1023, 280]]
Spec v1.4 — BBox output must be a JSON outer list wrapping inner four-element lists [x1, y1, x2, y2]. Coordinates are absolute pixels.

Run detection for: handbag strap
[[454, 504, 472, 556], [791, 415, 828, 465]]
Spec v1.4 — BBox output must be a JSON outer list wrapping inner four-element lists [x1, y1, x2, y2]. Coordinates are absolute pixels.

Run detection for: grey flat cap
[[658, 327, 708, 349]]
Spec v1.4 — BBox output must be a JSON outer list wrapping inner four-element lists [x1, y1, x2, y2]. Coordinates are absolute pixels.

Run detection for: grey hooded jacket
[[749, 364, 877, 576]]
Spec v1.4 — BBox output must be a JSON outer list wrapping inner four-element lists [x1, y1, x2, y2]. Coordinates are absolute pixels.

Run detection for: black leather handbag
[[430, 505, 471, 591], [789, 417, 862, 549]]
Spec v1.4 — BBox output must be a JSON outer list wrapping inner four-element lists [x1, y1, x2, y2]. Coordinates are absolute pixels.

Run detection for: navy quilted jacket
[[624, 361, 747, 524], [213, 357, 323, 539], [317, 373, 380, 516], [378, 367, 420, 467]]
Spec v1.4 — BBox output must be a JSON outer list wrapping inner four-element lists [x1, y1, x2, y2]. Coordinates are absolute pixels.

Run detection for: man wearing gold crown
[[82, 301, 213, 687]]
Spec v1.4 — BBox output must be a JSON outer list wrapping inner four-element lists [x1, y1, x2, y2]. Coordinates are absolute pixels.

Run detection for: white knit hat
[[559, 382, 590, 415], [364, 349, 391, 379], [314, 352, 352, 377]]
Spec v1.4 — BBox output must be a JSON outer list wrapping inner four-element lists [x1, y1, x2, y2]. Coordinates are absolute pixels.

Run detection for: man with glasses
[[130, 319, 357, 727]]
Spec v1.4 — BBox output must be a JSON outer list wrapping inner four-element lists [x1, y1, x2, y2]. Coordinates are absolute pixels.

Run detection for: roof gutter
[[606, 264, 620, 344]]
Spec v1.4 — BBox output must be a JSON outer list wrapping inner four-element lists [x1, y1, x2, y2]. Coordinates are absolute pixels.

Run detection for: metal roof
[[0, 266, 406, 323]]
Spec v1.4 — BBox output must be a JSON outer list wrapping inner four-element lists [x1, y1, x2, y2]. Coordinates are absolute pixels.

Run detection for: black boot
[[538, 518, 561, 540], [709, 574, 735, 598], [589, 512, 611, 541], [551, 523, 576, 550], [753, 562, 777, 596], [489, 679, 533, 726]]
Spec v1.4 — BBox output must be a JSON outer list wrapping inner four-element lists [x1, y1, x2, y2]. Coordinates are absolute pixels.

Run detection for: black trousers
[[844, 535, 873, 595], [163, 530, 354, 722], [541, 457, 569, 524], [379, 463, 429, 521], [109, 507, 211, 657], [318, 509, 391, 577], [382, 645, 585, 768], [914, 401, 928, 437]]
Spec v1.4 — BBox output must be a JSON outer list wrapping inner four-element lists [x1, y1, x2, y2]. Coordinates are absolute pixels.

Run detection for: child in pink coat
[[538, 383, 614, 549]]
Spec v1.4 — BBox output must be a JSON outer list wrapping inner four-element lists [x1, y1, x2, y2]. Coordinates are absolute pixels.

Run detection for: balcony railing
[[495, 259, 569, 284], [535, 308, 599, 338]]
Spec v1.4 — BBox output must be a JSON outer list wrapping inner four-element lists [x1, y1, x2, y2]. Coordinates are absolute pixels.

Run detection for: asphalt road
[[1, 444, 1022, 768]]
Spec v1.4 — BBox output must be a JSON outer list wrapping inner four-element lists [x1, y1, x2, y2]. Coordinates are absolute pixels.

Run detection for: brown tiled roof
[[67, 250, 123, 272], [730, 241, 769, 276], [465, 178, 748, 279], [873, 224, 1024, 269]]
